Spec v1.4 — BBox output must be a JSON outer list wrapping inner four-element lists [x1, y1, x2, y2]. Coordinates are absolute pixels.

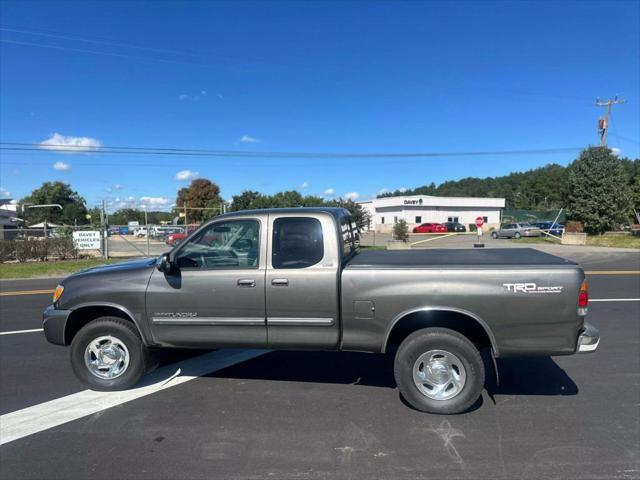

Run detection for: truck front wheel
[[394, 328, 485, 414], [70, 317, 149, 391]]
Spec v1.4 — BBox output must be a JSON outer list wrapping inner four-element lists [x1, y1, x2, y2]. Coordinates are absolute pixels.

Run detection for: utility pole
[[184, 203, 188, 231], [596, 95, 625, 146], [101, 200, 108, 259]]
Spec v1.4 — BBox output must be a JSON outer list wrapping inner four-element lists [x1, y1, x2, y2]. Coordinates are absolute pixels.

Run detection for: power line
[[0, 142, 582, 159], [0, 39, 207, 68]]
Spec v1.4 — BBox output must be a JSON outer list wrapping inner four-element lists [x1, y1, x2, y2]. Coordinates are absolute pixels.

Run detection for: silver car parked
[[491, 222, 541, 239]]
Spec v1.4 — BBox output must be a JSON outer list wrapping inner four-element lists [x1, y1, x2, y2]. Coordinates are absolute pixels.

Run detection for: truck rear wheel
[[70, 317, 149, 391], [394, 328, 485, 414]]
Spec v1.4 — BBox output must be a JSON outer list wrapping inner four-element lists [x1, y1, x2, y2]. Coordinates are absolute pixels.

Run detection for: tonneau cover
[[346, 248, 577, 268]]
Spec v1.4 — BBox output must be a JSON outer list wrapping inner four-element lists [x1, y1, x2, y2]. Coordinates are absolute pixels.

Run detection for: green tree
[[393, 219, 409, 242], [327, 198, 369, 229], [176, 178, 224, 223], [566, 147, 632, 233], [230, 190, 262, 211], [19, 181, 88, 225]]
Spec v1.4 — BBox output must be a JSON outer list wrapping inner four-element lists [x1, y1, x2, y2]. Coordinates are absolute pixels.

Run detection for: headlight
[[53, 285, 64, 303]]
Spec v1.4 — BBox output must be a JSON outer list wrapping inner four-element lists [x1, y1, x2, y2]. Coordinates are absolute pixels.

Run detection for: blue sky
[[1, 0, 638, 211]]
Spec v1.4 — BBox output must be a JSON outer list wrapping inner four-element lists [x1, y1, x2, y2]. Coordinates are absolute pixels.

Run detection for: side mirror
[[157, 253, 174, 273]]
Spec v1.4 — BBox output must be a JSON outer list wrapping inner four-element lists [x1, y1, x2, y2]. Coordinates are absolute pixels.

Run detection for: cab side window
[[272, 217, 324, 269], [176, 219, 260, 269]]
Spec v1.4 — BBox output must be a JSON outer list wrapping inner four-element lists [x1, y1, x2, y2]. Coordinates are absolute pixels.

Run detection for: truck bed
[[346, 248, 577, 269]]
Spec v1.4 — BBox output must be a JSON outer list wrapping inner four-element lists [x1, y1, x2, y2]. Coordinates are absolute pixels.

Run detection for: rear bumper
[[43, 304, 72, 346], [576, 322, 600, 353]]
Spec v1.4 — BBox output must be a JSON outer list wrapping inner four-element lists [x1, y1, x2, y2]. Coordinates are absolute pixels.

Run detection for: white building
[[358, 195, 506, 233]]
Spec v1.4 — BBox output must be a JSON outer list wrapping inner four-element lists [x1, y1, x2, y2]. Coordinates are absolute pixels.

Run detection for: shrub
[[0, 240, 16, 262], [31, 239, 50, 261], [49, 237, 79, 260], [469, 224, 477, 232], [14, 240, 33, 263], [393, 220, 410, 242]]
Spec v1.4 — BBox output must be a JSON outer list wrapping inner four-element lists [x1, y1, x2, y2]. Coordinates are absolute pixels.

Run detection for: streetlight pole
[[22, 203, 63, 238], [143, 205, 150, 256]]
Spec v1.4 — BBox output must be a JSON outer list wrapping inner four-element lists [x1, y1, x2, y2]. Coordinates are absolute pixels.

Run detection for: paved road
[[0, 251, 638, 479]]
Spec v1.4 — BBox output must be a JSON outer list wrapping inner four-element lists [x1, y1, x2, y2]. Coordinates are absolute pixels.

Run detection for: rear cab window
[[272, 217, 324, 269]]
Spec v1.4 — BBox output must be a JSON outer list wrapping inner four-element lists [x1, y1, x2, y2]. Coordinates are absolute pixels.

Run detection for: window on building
[[447, 216, 459, 223], [415, 216, 422, 224], [381, 217, 385, 224], [394, 216, 398, 224], [483, 216, 489, 223], [272, 217, 324, 269]]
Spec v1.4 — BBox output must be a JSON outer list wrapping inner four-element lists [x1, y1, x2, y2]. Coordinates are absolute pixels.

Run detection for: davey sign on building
[[72, 230, 101, 250]]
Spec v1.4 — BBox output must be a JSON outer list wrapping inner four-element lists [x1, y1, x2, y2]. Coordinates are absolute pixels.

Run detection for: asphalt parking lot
[[0, 249, 638, 480]]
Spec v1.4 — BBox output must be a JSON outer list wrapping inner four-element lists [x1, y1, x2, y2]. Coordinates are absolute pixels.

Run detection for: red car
[[413, 222, 447, 234], [166, 233, 187, 246]]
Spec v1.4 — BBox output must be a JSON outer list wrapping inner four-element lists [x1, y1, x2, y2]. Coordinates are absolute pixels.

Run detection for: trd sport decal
[[503, 283, 563, 294]]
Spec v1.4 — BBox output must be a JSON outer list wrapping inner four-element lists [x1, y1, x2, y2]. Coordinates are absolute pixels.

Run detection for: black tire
[[70, 317, 150, 391], [394, 328, 485, 414], [514, 232, 521, 239], [491, 231, 498, 239]]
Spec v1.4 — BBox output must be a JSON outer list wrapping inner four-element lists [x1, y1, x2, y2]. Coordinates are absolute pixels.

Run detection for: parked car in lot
[[443, 222, 467, 233], [413, 222, 448, 234], [44, 207, 598, 414], [166, 232, 187, 246], [134, 227, 148, 238], [491, 222, 541, 239], [532, 221, 564, 237], [118, 226, 129, 235], [150, 226, 184, 240]]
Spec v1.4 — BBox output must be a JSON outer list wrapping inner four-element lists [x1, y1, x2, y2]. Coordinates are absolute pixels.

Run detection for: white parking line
[[0, 328, 44, 336], [0, 349, 268, 446], [590, 298, 640, 302]]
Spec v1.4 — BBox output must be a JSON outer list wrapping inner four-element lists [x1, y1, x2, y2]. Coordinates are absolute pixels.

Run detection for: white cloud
[[378, 188, 390, 195], [398, 187, 407, 193], [179, 94, 189, 101], [40, 132, 102, 153], [174, 169, 199, 181], [611, 147, 622, 157], [299, 181, 309, 189], [139, 196, 170, 206], [323, 188, 335, 196], [114, 183, 123, 190], [240, 135, 260, 144], [344, 192, 360, 200], [0, 187, 11, 197], [53, 161, 71, 171]]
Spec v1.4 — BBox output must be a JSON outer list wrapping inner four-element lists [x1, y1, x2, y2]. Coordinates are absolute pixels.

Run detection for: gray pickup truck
[[43, 207, 599, 414]]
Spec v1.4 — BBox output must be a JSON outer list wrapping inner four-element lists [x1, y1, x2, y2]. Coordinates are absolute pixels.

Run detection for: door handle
[[237, 279, 256, 288], [271, 278, 289, 286]]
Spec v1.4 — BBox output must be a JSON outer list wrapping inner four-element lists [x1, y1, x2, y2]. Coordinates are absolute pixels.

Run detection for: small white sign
[[73, 231, 101, 250]]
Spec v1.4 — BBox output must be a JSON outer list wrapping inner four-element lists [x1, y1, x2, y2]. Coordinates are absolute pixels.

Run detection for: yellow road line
[[585, 270, 640, 275], [0, 289, 54, 297]]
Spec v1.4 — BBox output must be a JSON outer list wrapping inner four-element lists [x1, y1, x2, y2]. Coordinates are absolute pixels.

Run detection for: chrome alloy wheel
[[412, 350, 467, 400], [84, 336, 130, 379]]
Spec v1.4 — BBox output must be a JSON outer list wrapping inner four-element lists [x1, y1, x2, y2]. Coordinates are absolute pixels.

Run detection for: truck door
[[265, 213, 340, 349], [146, 216, 267, 347]]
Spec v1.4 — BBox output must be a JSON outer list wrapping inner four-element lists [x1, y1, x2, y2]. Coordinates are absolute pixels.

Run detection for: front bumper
[[43, 304, 72, 345], [576, 322, 600, 353]]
